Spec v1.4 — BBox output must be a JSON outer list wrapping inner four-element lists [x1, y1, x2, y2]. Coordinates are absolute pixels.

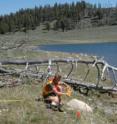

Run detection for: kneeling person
[[42, 74, 67, 112]]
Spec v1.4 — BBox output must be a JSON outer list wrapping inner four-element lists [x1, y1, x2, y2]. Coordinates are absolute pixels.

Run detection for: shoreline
[[0, 25, 117, 46], [0, 25, 117, 62], [36, 40, 117, 46]]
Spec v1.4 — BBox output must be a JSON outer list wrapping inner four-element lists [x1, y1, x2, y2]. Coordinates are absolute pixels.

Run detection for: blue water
[[38, 42, 117, 66]]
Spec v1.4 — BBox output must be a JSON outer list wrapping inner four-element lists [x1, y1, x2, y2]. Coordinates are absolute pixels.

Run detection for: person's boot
[[51, 102, 58, 111], [46, 103, 51, 109], [35, 97, 42, 102], [58, 104, 64, 112]]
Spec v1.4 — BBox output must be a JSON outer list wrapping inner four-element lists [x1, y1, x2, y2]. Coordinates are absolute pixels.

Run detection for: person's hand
[[66, 91, 71, 96], [65, 92, 71, 96], [62, 92, 68, 96]]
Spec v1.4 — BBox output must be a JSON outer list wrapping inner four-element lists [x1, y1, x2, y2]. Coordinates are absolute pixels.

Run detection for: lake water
[[38, 42, 117, 67]]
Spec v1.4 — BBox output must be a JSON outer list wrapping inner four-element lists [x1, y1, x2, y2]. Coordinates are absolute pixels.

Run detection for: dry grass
[[0, 82, 116, 124], [0, 25, 117, 124], [0, 54, 116, 124], [0, 25, 117, 49]]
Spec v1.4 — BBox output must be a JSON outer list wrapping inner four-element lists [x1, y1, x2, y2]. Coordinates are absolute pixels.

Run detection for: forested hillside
[[0, 1, 117, 34]]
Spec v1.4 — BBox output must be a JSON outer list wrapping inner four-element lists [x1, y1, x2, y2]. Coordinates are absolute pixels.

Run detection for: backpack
[[42, 77, 54, 97]]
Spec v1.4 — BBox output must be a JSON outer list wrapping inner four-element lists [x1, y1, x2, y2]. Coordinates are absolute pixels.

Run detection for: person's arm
[[53, 86, 66, 96]]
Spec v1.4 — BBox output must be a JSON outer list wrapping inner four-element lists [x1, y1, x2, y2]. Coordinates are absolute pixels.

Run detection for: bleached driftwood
[[0, 58, 117, 95]]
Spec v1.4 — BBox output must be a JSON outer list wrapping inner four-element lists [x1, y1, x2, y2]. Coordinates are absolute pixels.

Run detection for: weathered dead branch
[[0, 58, 94, 65], [0, 58, 117, 95], [63, 78, 117, 95]]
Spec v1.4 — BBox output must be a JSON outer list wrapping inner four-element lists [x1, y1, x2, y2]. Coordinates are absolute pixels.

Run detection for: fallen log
[[0, 58, 94, 65], [0, 58, 116, 96], [63, 78, 117, 95]]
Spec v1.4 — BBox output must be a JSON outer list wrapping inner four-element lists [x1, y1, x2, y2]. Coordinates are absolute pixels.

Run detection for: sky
[[0, 0, 117, 15]]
